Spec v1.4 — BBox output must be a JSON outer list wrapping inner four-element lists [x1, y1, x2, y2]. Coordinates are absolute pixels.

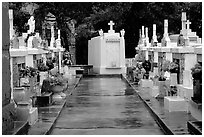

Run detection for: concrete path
[[51, 77, 164, 135]]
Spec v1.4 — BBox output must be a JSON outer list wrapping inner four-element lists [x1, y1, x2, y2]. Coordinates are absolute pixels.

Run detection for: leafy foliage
[[9, 2, 202, 63]]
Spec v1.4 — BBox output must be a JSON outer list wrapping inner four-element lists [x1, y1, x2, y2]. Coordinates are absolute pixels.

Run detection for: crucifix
[[164, 19, 168, 34], [186, 20, 191, 30], [108, 21, 115, 31]]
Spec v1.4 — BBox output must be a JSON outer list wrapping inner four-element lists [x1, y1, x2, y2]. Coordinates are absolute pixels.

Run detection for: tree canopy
[[9, 2, 202, 64]]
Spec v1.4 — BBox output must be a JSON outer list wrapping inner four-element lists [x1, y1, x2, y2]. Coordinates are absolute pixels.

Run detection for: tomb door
[[148, 51, 154, 72], [173, 53, 184, 84], [158, 52, 163, 73], [106, 40, 120, 68]]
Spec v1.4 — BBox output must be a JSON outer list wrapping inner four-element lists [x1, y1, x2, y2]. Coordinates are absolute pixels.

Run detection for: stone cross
[[57, 29, 61, 39], [139, 29, 141, 38], [108, 21, 115, 31], [27, 16, 35, 34], [145, 27, 149, 47], [152, 24, 158, 44], [142, 26, 145, 38], [182, 12, 187, 21], [153, 24, 156, 36], [186, 20, 191, 30], [164, 19, 168, 34], [145, 27, 148, 38]]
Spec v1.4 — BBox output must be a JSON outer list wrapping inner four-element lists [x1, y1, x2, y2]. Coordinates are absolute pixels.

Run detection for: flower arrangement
[[162, 60, 170, 72], [169, 62, 179, 73], [162, 60, 178, 73], [19, 66, 38, 78], [48, 73, 64, 86], [46, 58, 54, 70], [191, 63, 202, 81], [37, 61, 49, 72]]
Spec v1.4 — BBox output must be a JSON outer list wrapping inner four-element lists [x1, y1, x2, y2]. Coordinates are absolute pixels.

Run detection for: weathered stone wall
[[2, 2, 15, 134], [2, 2, 11, 106]]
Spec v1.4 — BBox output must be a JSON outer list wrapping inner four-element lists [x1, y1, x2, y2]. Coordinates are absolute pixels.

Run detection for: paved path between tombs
[[124, 76, 198, 135], [26, 75, 81, 135], [51, 77, 164, 135]]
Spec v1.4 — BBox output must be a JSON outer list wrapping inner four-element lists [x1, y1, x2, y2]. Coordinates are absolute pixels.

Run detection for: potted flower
[[191, 63, 202, 103], [37, 61, 49, 72], [49, 73, 67, 103], [49, 74, 64, 93], [28, 66, 38, 87], [19, 67, 30, 86], [19, 66, 38, 86], [46, 58, 54, 70]]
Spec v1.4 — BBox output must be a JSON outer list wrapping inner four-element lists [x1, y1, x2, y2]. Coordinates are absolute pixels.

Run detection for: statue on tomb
[[99, 29, 103, 36], [27, 16, 35, 34], [177, 34, 185, 46]]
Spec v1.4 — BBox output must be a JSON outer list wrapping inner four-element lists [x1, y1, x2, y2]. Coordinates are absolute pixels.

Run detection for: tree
[[9, 2, 202, 63]]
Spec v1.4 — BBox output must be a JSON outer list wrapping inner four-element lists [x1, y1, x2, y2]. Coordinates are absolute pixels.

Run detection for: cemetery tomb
[[88, 21, 126, 74], [164, 96, 188, 112]]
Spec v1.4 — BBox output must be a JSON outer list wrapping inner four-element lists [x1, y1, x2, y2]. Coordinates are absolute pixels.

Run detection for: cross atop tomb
[[186, 20, 191, 30], [108, 21, 115, 30], [108, 21, 115, 33]]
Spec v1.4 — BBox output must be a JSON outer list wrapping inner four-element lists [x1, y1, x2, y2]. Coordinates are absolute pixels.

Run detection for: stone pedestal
[[183, 70, 193, 87], [164, 96, 188, 112], [177, 85, 193, 100], [170, 73, 177, 86], [69, 67, 78, 75], [157, 81, 167, 98], [140, 79, 153, 88], [27, 36, 33, 48], [151, 86, 159, 97], [16, 106, 38, 125], [189, 100, 202, 121]]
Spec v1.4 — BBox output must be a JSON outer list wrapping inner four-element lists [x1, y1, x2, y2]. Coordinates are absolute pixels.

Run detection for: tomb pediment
[[104, 32, 120, 38], [105, 35, 120, 42]]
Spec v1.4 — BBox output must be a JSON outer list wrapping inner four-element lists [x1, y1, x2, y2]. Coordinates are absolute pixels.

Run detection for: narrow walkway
[[27, 75, 81, 135], [129, 81, 197, 135], [51, 77, 164, 135]]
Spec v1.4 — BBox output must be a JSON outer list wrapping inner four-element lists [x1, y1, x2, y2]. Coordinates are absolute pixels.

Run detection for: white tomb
[[88, 21, 126, 74], [164, 96, 188, 112]]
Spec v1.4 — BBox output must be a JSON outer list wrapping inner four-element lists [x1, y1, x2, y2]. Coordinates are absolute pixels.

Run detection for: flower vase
[[51, 85, 64, 93], [20, 77, 29, 86]]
